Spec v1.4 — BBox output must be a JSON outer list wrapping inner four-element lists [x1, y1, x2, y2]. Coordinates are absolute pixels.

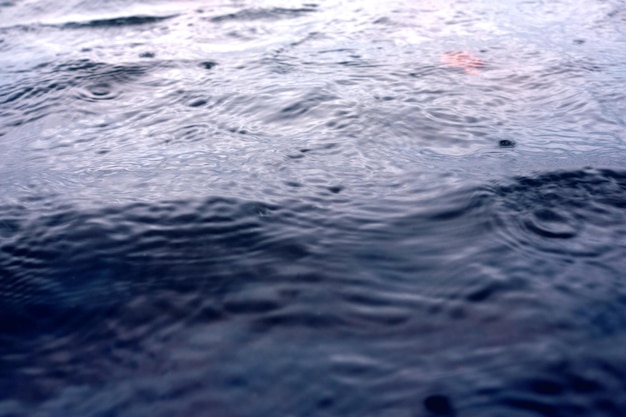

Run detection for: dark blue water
[[1, 0, 626, 416]]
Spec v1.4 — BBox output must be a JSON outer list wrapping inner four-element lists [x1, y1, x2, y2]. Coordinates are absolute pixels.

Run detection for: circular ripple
[[492, 169, 626, 258], [75, 82, 120, 101]]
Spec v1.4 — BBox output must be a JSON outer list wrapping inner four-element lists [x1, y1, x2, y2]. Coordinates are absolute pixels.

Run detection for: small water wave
[[0, 14, 177, 34], [60, 14, 177, 29], [208, 6, 318, 23]]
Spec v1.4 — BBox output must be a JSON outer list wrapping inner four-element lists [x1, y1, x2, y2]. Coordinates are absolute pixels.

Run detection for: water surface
[[1, 0, 626, 416]]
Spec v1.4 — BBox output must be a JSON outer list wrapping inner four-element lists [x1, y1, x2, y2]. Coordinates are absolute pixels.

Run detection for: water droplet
[[200, 61, 217, 70], [189, 99, 207, 108]]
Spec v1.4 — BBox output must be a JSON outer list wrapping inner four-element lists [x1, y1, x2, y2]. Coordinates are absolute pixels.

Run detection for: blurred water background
[[1, 0, 626, 416]]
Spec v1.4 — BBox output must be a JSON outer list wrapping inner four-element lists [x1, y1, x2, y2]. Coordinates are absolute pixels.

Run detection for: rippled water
[[1, 0, 626, 416]]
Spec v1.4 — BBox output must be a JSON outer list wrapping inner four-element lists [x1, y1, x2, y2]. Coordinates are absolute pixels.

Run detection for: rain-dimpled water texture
[[1, 0, 626, 416]]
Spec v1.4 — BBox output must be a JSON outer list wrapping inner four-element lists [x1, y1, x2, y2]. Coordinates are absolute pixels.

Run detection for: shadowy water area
[[1, 0, 626, 416]]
